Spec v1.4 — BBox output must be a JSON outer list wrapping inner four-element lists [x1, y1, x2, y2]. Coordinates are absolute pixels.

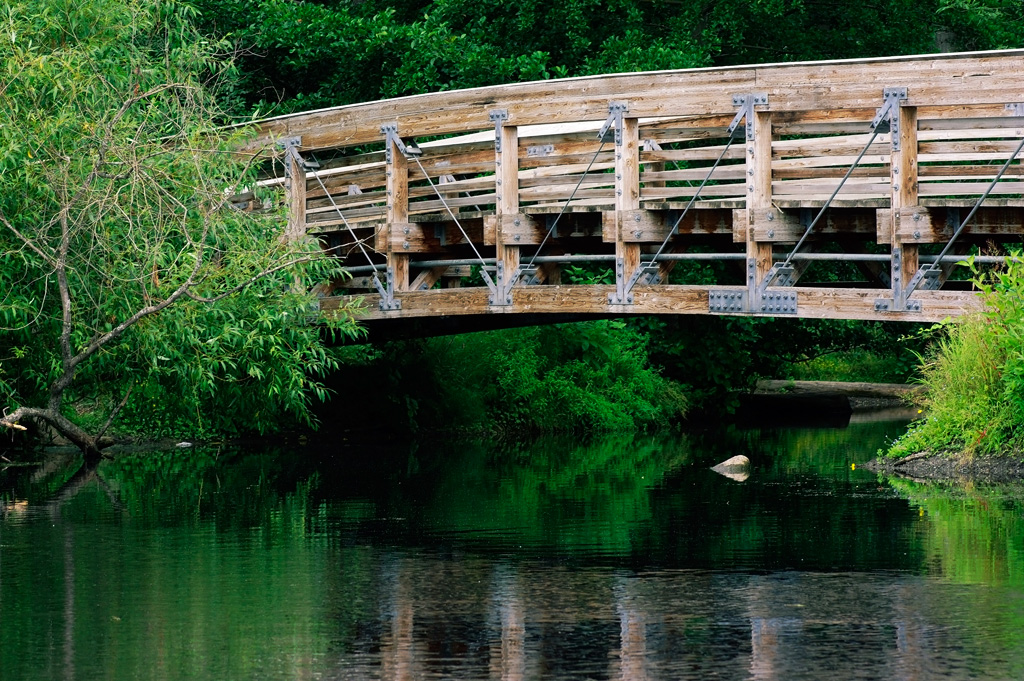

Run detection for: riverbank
[[865, 450, 1024, 482]]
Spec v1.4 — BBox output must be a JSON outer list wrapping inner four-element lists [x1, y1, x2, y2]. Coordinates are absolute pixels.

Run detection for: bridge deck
[[245, 50, 1024, 324]]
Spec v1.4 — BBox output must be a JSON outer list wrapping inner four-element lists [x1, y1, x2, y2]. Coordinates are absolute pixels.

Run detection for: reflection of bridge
[[250, 50, 1024, 326]]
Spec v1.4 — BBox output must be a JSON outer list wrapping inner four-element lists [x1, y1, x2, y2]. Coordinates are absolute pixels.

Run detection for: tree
[[0, 0, 360, 459]]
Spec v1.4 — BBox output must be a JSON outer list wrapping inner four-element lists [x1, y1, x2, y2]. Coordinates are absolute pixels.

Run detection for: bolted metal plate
[[709, 290, 746, 314], [920, 268, 942, 291], [759, 291, 797, 315], [527, 144, 555, 157], [874, 298, 922, 313]]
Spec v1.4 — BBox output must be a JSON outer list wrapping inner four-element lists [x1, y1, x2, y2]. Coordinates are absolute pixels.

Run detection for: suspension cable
[[646, 132, 743, 268], [410, 155, 497, 292], [526, 140, 608, 268], [781, 128, 884, 267], [925, 135, 1024, 272], [306, 164, 390, 297]]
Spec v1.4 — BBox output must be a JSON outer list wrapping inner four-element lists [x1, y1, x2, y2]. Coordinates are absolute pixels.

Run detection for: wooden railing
[[247, 50, 1024, 324]]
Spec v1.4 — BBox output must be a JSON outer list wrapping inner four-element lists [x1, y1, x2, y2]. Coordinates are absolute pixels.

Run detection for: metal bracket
[[871, 87, 908, 150], [874, 247, 923, 313], [753, 263, 798, 315], [381, 124, 422, 164], [277, 136, 320, 176], [598, 101, 629, 145], [608, 257, 634, 305], [709, 290, 747, 313], [526, 144, 555, 157], [1007, 103, 1024, 117], [489, 261, 539, 306], [374, 266, 402, 311], [489, 109, 509, 152], [729, 93, 769, 140], [760, 290, 798, 315], [709, 258, 798, 315], [642, 139, 662, 153]]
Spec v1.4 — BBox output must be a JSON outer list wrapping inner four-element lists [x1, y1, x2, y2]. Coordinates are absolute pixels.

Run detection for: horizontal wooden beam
[[322, 284, 982, 324], [248, 51, 1024, 153]]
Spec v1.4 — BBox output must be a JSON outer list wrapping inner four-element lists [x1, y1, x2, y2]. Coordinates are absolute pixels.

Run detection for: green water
[[3, 420, 1024, 680]]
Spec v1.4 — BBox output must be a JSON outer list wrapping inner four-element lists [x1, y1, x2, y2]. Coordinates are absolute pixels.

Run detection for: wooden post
[[891, 105, 918, 299], [616, 116, 641, 296], [285, 150, 306, 242], [746, 110, 774, 288], [386, 131, 410, 292], [495, 120, 520, 298]]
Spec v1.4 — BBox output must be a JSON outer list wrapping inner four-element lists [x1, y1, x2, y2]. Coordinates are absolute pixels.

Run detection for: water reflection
[[2, 422, 1024, 680]]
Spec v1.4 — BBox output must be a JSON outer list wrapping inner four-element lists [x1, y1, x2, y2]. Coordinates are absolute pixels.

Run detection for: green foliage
[[889, 258, 1024, 458], [0, 0, 361, 444], [343, 321, 687, 435], [187, 0, 1024, 118]]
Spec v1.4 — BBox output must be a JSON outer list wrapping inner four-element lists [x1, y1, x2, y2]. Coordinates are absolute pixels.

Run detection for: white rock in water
[[712, 455, 750, 481]]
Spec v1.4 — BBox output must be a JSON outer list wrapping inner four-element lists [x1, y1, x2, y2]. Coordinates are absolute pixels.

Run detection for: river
[[2, 418, 1024, 680]]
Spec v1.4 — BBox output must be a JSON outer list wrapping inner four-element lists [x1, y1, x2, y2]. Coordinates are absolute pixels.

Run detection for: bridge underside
[[324, 282, 979, 329], [246, 49, 1024, 326]]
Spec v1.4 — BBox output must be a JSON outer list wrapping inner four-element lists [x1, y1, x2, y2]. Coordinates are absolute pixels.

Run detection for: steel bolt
[[914, 230, 921, 239], [634, 230, 642, 238], [768, 229, 775, 239], [514, 219, 521, 226], [635, 214, 642, 222], [514, 235, 521, 242], [767, 212, 775, 221], [403, 241, 410, 250]]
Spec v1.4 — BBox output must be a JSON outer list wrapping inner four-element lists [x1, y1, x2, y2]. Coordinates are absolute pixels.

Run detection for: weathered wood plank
[[249, 51, 1024, 152], [323, 284, 982, 323]]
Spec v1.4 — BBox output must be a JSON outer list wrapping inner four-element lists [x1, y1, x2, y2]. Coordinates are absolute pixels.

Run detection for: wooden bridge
[[247, 50, 1024, 328]]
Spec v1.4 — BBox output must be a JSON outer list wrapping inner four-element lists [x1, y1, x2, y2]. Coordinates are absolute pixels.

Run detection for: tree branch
[[184, 253, 318, 304]]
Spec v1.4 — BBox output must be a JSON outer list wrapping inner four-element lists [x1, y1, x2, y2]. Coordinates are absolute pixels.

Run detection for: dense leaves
[[0, 0, 360, 450], [890, 258, 1024, 457], [190, 0, 1024, 118]]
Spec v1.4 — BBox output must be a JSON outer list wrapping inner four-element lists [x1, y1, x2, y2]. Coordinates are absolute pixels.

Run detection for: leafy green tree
[[191, 0, 1024, 118], [0, 0, 360, 458]]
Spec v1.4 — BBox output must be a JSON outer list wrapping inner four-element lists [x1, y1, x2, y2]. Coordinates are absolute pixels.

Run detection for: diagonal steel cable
[[410, 155, 497, 292], [924, 135, 1024, 273], [306, 164, 390, 298], [526, 140, 609, 268], [645, 132, 743, 269], [781, 129, 884, 268]]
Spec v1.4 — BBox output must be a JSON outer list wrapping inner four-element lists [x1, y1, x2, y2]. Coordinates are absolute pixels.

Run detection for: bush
[[889, 257, 1024, 458], [352, 321, 688, 436]]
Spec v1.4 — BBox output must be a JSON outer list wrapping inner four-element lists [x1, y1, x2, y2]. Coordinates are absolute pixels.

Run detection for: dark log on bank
[[754, 380, 925, 400]]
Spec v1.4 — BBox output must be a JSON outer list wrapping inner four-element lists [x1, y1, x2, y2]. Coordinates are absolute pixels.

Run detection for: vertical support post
[[612, 111, 640, 304], [492, 109, 519, 305], [746, 110, 773, 307], [385, 126, 410, 293], [285, 148, 307, 242], [891, 105, 918, 308]]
